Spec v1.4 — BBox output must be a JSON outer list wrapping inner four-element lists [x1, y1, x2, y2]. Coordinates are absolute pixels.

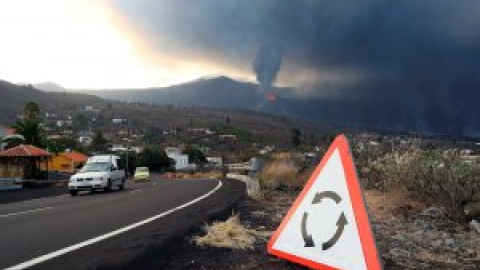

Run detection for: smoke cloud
[[108, 0, 480, 136], [253, 44, 282, 90]]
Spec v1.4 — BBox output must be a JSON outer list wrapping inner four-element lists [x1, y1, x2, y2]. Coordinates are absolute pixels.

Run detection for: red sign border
[[267, 134, 382, 270]]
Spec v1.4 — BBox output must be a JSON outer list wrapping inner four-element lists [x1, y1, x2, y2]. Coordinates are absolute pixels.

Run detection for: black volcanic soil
[[143, 194, 307, 270], [145, 190, 479, 270]]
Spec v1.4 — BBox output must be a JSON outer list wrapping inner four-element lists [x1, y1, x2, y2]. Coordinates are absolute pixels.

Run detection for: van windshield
[[80, 162, 110, 173]]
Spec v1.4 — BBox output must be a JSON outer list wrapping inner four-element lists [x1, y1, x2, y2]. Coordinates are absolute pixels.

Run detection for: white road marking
[[0, 207, 55, 218], [5, 180, 223, 270], [129, 189, 141, 194]]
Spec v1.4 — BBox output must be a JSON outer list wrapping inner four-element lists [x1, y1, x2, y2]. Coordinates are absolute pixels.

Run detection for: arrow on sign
[[312, 191, 342, 204], [322, 213, 348, 251], [301, 212, 314, 247]]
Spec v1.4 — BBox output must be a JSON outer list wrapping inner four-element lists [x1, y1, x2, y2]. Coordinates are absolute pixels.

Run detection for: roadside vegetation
[[258, 152, 313, 194], [363, 147, 480, 222]]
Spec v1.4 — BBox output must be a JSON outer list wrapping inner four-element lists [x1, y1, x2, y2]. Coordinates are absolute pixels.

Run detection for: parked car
[[68, 155, 126, 196], [134, 167, 150, 182]]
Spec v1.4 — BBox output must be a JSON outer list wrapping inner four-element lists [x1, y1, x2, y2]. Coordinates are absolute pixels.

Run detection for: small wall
[[0, 177, 23, 191], [227, 173, 260, 198]]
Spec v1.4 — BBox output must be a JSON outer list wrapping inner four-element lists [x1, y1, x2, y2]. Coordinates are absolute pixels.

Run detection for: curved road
[[0, 178, 245, 270]]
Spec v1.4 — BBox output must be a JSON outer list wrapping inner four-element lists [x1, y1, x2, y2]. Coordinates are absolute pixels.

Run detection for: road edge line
[[5, 180, 223, 270]]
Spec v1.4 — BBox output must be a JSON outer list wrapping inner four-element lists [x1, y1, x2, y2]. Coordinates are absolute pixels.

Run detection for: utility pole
[[126, 148, 129, 177], [125, 142, 131, 177]]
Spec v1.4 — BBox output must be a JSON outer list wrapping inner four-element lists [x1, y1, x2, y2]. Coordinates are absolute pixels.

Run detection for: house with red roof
[[0, 145, 51, 188]]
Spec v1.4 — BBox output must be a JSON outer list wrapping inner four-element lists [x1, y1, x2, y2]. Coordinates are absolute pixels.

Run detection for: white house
[[85, 106, 100, 112], [205, 129, 216, 135], [112, 118, 127, 124], [109, 145, 128, 152], [207, 157, 223, 167], [219, 134, 237, 140], [78, 136, 93, 146], [165, 147, 190, 171]]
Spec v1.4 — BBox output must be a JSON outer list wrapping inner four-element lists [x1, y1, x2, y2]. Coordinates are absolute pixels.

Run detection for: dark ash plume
[[108, 0, 480, 137], [253, 44, 282, 90]]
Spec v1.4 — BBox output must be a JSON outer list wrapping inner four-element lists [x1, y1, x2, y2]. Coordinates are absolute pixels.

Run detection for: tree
[[46, 137, 82, 154], [10, 118, 45, 147], [291, 128, 302, 148], [91, 131, 107, 152], [182, 147, 207, 164], [138, 147, 173, 172], [74, 113, 89, 129], [23, 101, 41, 120], [236, 148, 257, 162], [118, 150, 139, 175]]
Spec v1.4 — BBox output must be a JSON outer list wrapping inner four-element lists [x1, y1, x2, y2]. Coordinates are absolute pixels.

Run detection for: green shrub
[[365, 150, 419, 191], [406, 150, 480, 221], [366, 149, 480, 222]]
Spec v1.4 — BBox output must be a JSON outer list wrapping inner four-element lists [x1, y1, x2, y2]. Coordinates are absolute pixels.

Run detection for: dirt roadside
[[148, 190, 479, 270]]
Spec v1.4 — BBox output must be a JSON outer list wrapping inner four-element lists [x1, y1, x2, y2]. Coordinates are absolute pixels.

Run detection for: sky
[[1, 0, 479, 135], [0, 0, 250, 89]]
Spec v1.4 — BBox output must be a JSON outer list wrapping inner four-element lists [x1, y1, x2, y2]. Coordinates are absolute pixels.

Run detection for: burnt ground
[[139, 193, 307, 270], [143, 190, 479, 270]]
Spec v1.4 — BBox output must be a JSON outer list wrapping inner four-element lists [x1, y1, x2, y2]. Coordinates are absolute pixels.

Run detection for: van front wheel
[[105, 180, 112, 192]]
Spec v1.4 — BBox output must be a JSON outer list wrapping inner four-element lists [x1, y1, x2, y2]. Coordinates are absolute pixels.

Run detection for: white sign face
[[268, 135, 382, 270]]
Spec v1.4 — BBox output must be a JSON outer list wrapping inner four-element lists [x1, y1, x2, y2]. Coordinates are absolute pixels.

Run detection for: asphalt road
[[0, 177, 245, 270]]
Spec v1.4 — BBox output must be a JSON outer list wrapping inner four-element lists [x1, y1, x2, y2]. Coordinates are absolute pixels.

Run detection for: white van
[[68, 155, 126, 196]]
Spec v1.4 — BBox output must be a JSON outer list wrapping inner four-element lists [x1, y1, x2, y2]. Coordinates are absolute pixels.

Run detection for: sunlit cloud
[[0, 0, 246, 89]]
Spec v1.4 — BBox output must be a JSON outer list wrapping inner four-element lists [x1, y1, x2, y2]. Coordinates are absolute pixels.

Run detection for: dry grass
[[192, 214, 268, 250], [271, 152, 294, 159], [364, 189, 426, 222], [259, 160, 299, 190]]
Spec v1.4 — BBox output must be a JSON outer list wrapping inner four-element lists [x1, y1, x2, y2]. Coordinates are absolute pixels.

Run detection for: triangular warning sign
[[268, 135, 382, 270]]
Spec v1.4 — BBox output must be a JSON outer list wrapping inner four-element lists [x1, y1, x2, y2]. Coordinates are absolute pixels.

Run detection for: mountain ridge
[[30, 76, 478, 137]]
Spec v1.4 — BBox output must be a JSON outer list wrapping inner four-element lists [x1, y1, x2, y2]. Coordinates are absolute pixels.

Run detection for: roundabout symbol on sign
[[301, 190, 348, 250]]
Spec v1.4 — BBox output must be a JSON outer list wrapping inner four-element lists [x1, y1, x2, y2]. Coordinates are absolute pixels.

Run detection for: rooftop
[[0, 144, 51, 157], [60, 151, 88, 163]]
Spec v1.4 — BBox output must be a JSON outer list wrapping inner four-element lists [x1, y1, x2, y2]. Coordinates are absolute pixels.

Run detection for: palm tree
[[10, 118, 45, 147]]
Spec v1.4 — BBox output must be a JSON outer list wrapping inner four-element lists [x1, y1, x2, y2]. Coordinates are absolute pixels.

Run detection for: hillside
[[71, 76, 479, 138], [0, 79, 333, 145], [0, 80, 106, 124], [80, 76, 305, 114]]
